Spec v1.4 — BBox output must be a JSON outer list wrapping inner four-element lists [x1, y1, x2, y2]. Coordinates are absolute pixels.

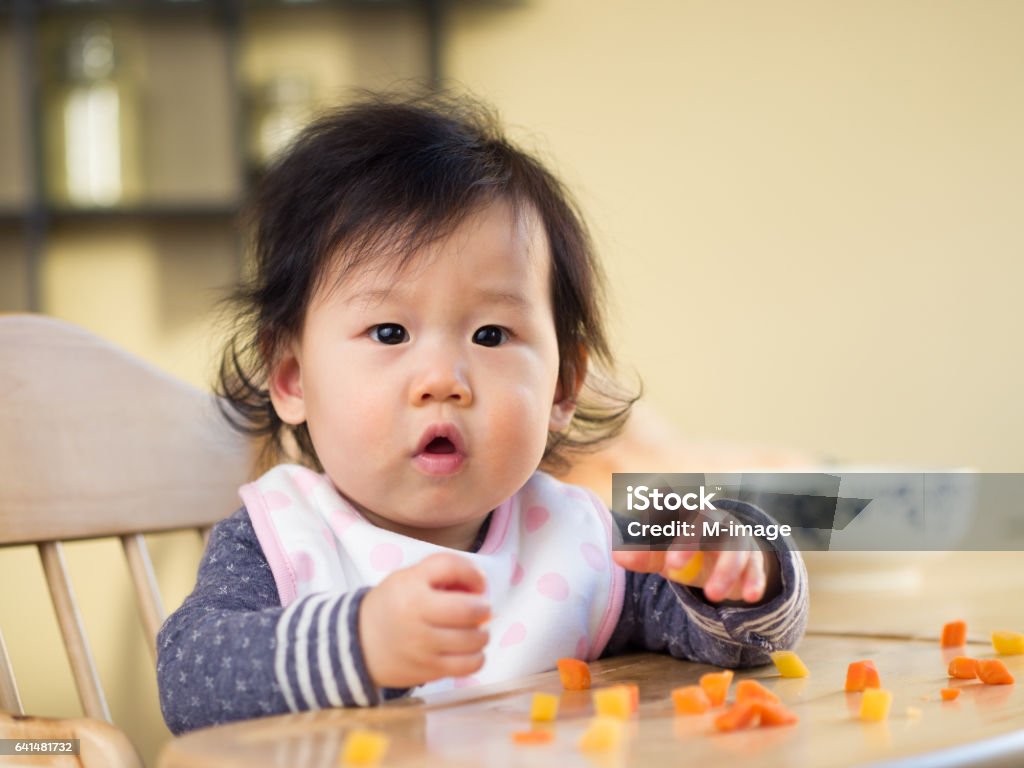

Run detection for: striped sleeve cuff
[[273, 588, 381, 711], [670, 498, 809, 655]]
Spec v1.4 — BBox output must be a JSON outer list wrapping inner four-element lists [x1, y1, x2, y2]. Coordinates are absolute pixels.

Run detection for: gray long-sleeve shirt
[[157, 498, 807, 734]]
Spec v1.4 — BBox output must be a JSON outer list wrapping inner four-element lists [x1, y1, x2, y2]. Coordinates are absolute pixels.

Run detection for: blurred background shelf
[[0, 0, 507, 313]]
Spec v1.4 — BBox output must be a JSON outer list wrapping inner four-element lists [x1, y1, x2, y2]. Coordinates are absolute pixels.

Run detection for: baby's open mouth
[[413, 424, 465, 476], [424, 437, 456, 454]]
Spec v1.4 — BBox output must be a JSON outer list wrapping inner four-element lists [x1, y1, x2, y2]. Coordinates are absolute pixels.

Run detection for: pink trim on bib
[[476, 494, 515, 554], [583, 488, 625, 660], [241, 482, 298, 606]]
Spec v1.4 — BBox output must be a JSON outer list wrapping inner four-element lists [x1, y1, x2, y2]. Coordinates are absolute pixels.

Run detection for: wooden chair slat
[[0, 314, 256, 761], [0, 626, 23, 714], [38, 542, 112, 723], [120, 535, 166, 663]]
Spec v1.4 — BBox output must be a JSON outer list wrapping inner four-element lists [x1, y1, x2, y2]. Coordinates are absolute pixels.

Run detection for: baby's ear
[[268, 344, 307, 425], [550, 347, 588, 432]]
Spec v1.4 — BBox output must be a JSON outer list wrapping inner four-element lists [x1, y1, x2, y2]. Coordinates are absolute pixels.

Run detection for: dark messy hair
[[217, 90, 638, 475]]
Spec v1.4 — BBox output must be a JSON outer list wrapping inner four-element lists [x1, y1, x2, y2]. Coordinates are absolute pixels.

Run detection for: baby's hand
[[613, 548, 770, 603], [613, 499, 789, 608], [359, 552, 491, 689]]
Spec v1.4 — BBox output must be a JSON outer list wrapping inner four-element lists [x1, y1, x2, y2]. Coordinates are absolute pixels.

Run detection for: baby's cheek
[[493, 388, 550, 452]]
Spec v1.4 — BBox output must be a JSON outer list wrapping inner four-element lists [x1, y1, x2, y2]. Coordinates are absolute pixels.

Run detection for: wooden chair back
[[0, 314, 253, 765]]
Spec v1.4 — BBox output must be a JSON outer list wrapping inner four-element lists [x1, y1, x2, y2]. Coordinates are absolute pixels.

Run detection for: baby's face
[[270, 199, 577, 549]]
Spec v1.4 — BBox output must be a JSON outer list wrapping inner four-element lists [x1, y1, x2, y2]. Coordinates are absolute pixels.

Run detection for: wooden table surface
[[158, 553, 1024, 768]]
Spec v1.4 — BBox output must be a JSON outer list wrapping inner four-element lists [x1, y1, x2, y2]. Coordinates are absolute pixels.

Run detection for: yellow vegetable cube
[[592, 686, 632, 719], [341, 729, 389, 765], [859, 688, 893, 722], [530, 692, 560, 721], [667, 552, 704, 584], [769, 650, 810, 678], [578, 716, 625, 752], [992, 630, 1024, 656]]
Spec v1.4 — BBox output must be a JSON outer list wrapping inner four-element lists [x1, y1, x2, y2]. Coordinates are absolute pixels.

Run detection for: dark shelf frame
[[2, 0, 521, 312]]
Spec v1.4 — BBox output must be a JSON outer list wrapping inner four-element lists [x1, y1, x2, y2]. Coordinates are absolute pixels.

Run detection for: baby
[[157, 93, 807, 733]]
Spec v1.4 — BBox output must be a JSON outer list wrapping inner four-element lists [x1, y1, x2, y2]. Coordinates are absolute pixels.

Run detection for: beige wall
[[2, 2, 1022, 765], [448, 0, 1024, 472]]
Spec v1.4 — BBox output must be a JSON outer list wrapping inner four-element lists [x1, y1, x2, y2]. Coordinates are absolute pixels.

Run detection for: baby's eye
[[472, 325, 509, 347], [369, 323, 408, 345]]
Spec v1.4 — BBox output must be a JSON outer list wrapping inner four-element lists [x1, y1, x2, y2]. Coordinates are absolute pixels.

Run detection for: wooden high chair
[[0, 315, 253, 767]]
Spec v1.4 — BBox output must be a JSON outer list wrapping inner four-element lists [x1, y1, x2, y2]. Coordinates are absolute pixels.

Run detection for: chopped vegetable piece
[[593, 686, 632, 719], [992, 630, 1024, 656], [859, 689, 892, 722], [947, 656, 979, 680], [578, 716, 625, 752], [667, 552, 704, 584], [977, 659, 1015, 685], [530, 692, 559, 721], [845, 660, 881, 692], [620, 682, 640, 713], [735, 679, 780, 705], [770, 650, 810, 678], [941, 620, 967, 648], [713, 701, 759, 732], [755, 701, 799, 727], [940, 687, 960, 701], [557, 658, 591, 690], [672, 685, 711, 715], [699, 670, 734, 707], [341, 729, 389, 766], [512, 730, 555, 745], [906, 706, 922, 719]]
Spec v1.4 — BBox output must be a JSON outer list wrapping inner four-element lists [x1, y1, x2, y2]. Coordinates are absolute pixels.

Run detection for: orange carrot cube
[[713, 701, 759, 732], [947, 656, 979, 680], [977, 659, 1015, 685], [671, 685, 711, 715], [941, 620, 967, 648], [845, 660, 881, 692], [512, 729, 554, 745], [940, 687, 961, 701], [557, 658, 591, 690], [699, 670, 734, 707], [735, 679, 780, 705], [755, 701, 799, 727]]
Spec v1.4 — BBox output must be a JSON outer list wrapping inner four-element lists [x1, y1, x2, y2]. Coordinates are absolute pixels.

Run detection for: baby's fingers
[[612, 550, 666, 574], [421, 589, 491, 629], [418, 552, 487, 594], [427, 626, 490, 656], [702, 550, 749, 603], [740, 553, 767, 603]]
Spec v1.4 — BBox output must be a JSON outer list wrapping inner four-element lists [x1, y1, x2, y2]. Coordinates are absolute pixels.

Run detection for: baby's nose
[[409, 356, 472, 406]]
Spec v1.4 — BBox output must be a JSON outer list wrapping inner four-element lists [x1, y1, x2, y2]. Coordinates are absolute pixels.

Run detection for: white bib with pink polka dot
[[241, 465, 626, 694]]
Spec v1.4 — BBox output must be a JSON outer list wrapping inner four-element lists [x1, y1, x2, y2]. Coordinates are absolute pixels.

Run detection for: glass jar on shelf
[[44, 17, 142, 208], [247, 72, 315, 173]]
